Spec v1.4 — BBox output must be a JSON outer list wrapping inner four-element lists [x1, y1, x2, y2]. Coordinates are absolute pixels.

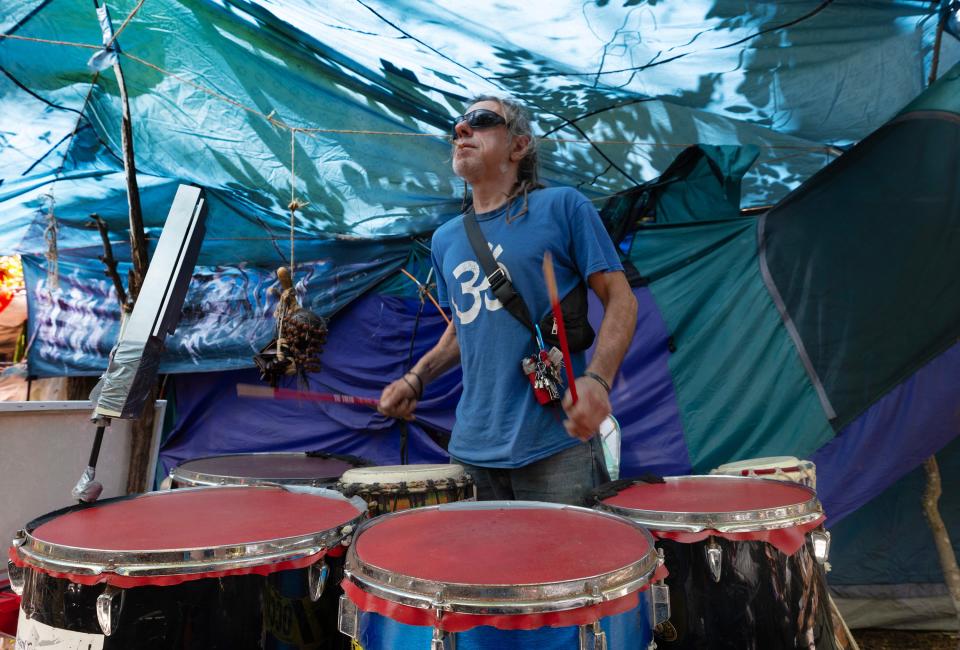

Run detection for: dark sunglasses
[[452, 109, 506, 139]]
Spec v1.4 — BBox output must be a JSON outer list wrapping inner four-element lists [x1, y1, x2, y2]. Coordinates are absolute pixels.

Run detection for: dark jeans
[[459, 436, 610, 506]]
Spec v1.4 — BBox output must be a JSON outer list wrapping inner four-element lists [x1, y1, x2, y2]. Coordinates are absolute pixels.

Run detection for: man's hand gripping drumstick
[[542, 252, 620, 441], [237, 384, 381, 408], [378, 320, 461, 421]]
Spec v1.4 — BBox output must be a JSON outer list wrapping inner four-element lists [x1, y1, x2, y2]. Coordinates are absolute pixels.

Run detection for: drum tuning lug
[[705, 538, 722, 582], [578, 621, 607, 650], [6, 561, 25, 596], [582, 580, 604, 606], [588, 581, 603, 603], [337, 595, 359, 639], [96, 585, 125, 636], [307, 559, 329, 602], [811, 530, 831, 565], [430, 590, 455, 649], [656, 547, 665, 567], [593, 621, 607, 650]]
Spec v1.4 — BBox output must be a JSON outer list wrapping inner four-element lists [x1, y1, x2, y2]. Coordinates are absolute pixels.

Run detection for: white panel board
[[0, 400, 166, 582]]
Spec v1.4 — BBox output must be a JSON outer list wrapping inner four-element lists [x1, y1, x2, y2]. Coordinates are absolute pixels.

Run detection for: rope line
[[0, 33, 101, 49], [120, 51, 283, 125], [105, 0, 147, 51], [289, 127, 298, 280]]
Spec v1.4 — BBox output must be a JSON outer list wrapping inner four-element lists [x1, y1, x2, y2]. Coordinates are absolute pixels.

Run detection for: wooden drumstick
[[237, 383, 380, 408], [542, 252, 578, 404]]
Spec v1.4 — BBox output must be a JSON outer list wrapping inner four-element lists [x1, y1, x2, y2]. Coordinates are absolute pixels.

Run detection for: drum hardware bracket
[[578, 621, 607, 650], [340, 523, 356, 547], [307, 559, 329, 602], [338, 594, 360, 639], [651, 582, 671, 627], [8, 533, 27, 596], [576, 584, 608, 650], [96, 584, 125, 636], [6, 560, 25, 597], [705, 537, 723, 582], [430, 590, 457, 650], [72, 415, 112, 503], [431, 626, 455, 650], [811, 530, 832, 567]]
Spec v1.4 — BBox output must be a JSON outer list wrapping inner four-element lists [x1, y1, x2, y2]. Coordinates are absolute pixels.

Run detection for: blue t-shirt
[[431, 186, 623, 468]]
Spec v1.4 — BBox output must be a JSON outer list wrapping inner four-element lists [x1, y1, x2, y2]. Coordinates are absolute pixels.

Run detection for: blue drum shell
[[353, 590, 652, 650]]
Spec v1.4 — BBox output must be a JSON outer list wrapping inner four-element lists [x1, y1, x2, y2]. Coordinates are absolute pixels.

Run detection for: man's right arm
[[378, 321, 460, 419]]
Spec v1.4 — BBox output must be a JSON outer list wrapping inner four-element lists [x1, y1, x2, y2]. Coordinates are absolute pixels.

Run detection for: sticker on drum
[[339, 501, 665, 649], [335, 464, 475, 516], [168, 451, 374, 488], [597, 476, 834, 649], [710, 455, 817, 490], [16, 608, 104, 649], [8, 486, 366, 649]]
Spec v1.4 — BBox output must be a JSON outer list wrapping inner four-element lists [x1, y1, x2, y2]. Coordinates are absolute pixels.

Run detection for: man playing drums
[[379, 96, 636, 505]]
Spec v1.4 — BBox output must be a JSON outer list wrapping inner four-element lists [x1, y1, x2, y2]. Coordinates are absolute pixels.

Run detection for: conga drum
[[597, 475, 836, 650], [167, 451, 374, 488], [335, 464, 474, 516], [7, 486, 366, 649], [338, 501, 667, 649]]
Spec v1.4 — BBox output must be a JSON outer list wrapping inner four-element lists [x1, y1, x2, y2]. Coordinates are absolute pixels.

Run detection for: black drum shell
[[653, 533, 838, 650], [16, 555, 350, 650]]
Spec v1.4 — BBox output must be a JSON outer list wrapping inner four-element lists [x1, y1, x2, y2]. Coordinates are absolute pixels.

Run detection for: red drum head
[[171, 452, 370, 487], [342, 502, 665, 633], [10, 486, 366, 588], [597, 476, 825, 555]]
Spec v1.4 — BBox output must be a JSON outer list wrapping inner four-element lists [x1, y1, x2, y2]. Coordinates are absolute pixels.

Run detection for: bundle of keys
[[521, 325, 566, 405]]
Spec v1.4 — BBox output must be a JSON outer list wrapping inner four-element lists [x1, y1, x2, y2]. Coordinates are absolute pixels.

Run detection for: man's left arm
[[561, 270, 637, 440]]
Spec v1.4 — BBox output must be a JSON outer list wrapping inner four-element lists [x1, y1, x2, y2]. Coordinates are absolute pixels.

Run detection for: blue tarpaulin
[[3, 0, 960, 596]]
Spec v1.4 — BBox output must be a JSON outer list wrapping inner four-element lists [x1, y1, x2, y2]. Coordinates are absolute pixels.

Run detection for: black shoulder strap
[[462, 209, 536, 335]]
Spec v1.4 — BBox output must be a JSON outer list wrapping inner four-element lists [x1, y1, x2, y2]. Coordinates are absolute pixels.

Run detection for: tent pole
[[922, 9, 959, 633], [93, 0, 149, 300], [92, 0, 154, 493], [929, 5, 947, 86], [921, 455, 960, 634]]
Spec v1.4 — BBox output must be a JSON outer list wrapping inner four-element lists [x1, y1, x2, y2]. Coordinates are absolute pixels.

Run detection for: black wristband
[[400, 375, 421, 399], [583, 371, 611, 393], [404, 370, 424, 399]]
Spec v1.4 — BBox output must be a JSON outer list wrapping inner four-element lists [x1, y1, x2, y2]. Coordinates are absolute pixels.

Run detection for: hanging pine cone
[[282, 307, 327, 376], [253, 266, 328, 386]]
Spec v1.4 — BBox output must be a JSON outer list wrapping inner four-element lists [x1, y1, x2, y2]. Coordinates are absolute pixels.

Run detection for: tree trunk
[[124, 385, 157, 494], [66, 376, 99, 401], [921, 455, 960, 636], [113, 54, 153, 494], [113, 58, 149, 304]]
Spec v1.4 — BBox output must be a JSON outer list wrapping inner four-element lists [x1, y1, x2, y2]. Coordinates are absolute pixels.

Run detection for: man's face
[[451, 100, 512, 183]]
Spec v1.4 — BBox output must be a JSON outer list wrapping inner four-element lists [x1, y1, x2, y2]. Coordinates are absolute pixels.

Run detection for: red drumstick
[[237, 383, 380, 408], [541, 252, 578, 405]]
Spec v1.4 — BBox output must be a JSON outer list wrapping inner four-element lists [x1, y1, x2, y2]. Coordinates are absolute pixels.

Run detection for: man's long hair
[[462, 95, 543, 221]]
